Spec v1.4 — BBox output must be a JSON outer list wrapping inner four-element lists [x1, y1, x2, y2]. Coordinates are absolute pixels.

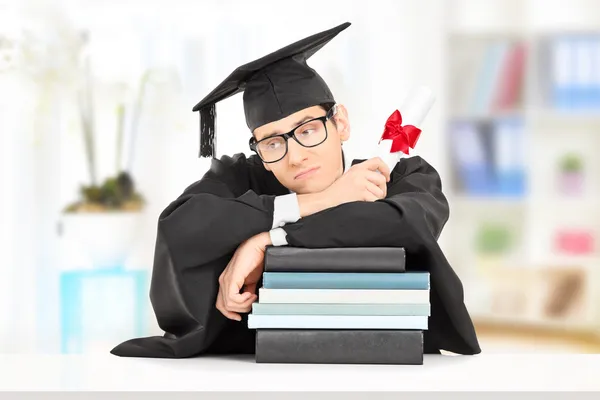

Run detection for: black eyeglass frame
[[249, 104, 338, 164]]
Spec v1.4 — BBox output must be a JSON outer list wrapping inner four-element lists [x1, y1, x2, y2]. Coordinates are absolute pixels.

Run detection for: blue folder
[[59, 267, 148, 354]]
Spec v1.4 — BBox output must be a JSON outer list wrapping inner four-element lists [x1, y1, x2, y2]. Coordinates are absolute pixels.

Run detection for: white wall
[[54, 0, 449, 268], [2, 0, 450, 352], [0, 75, 38, 353]]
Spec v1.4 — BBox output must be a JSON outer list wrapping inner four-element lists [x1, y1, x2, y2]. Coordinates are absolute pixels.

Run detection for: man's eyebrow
[[293, 115, 318, 127], [260, 115, 318, 140]]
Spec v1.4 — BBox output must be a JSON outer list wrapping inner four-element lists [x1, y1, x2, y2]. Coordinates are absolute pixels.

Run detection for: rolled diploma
[[377, 86, 436, 172]]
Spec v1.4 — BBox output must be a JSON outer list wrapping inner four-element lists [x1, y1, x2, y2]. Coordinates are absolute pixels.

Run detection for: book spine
[[262, 272, 429, 290], [258, 288, 429, 304], [264, 247, 406, 273], [256, 329, 423, 365], [251, 303, 431, 316], [248, 315, 428, 329]]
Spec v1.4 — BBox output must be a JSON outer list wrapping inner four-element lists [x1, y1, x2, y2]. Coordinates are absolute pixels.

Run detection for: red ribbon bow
[[379, 110, 422, 154]]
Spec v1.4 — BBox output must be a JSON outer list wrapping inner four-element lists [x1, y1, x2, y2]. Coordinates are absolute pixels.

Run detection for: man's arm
[[270, 193, 301, 245], [269, 157, 392, 246], [280, 156, 447, 248], [217, 157, 394, 317], [269, 192, 334, 246], [111, 153, 287, 358], [273, 156, 481, 356]]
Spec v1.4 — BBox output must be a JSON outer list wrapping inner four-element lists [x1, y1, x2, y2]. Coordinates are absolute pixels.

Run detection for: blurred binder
[[450, 118, 525, 197], [493, 118, 525, 196], [551, 34, 600, 111], [450, 120, 492, 194]]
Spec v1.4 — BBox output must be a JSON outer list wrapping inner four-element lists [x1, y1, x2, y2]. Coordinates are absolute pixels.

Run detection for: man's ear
[[334, 104, 351, 142], [251, 130, 271, 171]]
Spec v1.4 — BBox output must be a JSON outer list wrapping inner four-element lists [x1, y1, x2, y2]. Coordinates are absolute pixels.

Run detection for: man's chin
[[293, 179, 333, 195]]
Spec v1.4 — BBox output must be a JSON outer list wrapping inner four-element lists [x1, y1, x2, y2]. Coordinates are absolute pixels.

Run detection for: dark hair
[[321, 102, 338, 128], [320, 102, 345, 170]]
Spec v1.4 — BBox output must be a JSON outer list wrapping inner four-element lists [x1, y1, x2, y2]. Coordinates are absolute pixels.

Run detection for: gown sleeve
[[280, 156, 482, 355], [110, 153, 288, 358]]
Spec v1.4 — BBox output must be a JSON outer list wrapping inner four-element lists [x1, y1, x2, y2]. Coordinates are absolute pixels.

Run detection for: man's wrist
[[252, 231, 272, 249], [297, 191, 331, 217], [272, 193, 301, 229], [269, 227, 288, 246]]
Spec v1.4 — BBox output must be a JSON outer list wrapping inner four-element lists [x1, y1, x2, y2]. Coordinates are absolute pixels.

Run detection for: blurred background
[[1, 0, 600, 355]]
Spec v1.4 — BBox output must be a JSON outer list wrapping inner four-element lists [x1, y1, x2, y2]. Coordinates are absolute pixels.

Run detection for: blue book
[[471, 41, 509, 115], [450, 121, 493, 195], [594, 37, 600, 108], [573, 36, 595, 110], [262, 272, 429, 290], [493, 118, 525, 197], [552, 37, 576, 110]]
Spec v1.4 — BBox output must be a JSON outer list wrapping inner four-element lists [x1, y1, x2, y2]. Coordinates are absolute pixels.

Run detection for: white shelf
[[527, 0, 600, 34], [448, 111, 525, 121], [527, 196, 600, 207], [450, 196, 527, 206], [474, 259, 600, 269], [447, 0, 526, 35], [528, 110, 600, 126], [449, 0, 600, 35], [529, 255, 599, 266], [473, 312, 599, 333]]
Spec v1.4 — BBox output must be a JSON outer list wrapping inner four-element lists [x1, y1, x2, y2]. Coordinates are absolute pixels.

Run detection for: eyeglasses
[[249, 104, 337, 163]]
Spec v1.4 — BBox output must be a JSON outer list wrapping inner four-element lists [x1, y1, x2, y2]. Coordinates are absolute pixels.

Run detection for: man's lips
[[295, 167, 320, 180]]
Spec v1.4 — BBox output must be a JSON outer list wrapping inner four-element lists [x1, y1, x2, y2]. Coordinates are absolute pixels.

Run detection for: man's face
[[253, 105, 351, 195]]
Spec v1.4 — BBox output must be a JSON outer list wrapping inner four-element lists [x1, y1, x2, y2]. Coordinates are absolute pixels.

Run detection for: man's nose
[[287, 139, 308, 165]]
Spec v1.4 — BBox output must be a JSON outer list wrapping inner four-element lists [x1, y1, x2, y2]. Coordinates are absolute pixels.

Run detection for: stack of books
[[248, 246, 430, 364]]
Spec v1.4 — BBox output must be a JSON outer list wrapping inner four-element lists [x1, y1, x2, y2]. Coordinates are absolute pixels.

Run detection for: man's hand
[[298, 157, 391, 215], [329, 157, 391, 202], [216, 232, 271, 321]]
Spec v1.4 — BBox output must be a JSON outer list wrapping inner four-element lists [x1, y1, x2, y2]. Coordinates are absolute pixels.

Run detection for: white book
[[553, 38, 572, 89], [594, 37, 600, 106], [552, 38, 573, 108], [248, 315, 428, 330], [452, 121, 485, 167], [574, 37, 594, 108], [494, 119, 525, 172], [257, 288, 429, 304]]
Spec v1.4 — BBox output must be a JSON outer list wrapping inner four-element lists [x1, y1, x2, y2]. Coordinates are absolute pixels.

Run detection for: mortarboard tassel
[[199, 104, 216, 158]]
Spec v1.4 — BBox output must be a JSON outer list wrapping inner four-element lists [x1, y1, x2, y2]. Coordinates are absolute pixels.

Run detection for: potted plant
[[60, 43, 153, 269], [474, 221, 514, 276], [475, 223, 512, 256], [558, 153, 584, 196]]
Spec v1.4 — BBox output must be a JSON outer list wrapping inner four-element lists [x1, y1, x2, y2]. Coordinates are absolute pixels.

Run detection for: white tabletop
[[1, 354, 599, 391]]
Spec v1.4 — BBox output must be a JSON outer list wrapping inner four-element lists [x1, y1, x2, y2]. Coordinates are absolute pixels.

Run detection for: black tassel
[[199, 104, 216, 158]]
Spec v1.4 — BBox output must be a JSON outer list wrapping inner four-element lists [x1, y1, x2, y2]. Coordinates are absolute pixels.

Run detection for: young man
[[111, 22, 481, 358]]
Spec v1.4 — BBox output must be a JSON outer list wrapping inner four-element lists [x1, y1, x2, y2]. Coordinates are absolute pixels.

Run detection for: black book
[[256, 329, 423, 365], [264, 246, 406, 273]]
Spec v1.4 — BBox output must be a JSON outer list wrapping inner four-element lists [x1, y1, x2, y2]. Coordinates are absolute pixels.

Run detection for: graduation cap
[[192, 21, 351, 158]]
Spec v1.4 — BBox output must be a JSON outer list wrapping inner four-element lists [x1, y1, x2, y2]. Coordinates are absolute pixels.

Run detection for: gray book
[[256, 329, 423, 365], [264, 246, 406, 273]]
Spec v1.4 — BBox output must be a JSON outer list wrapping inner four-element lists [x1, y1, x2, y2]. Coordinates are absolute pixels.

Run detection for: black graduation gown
[[110, 153, 481, 358]]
